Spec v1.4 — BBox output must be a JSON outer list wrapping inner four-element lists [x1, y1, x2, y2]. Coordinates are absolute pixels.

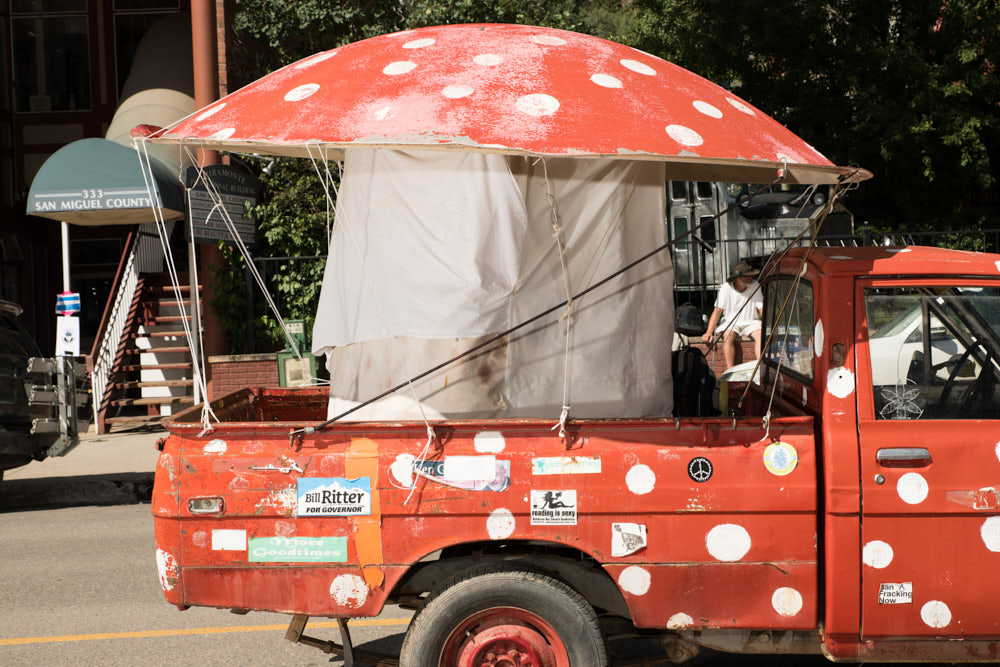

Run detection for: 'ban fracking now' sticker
[[297, 477, 371, 516], [878, 582, 913, 605]]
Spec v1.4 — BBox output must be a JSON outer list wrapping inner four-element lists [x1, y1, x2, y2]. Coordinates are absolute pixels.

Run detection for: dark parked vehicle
[[0, 300, 87, 479]]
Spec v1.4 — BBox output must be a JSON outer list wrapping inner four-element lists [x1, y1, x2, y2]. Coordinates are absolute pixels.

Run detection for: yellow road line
[[0, 618, 411, 646]]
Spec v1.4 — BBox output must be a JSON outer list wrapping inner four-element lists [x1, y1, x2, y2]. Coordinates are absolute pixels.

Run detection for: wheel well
[[390, 540, 631, 620]]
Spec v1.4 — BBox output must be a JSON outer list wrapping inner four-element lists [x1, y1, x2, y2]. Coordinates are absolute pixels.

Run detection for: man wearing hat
[[701, 260, 763, 368]]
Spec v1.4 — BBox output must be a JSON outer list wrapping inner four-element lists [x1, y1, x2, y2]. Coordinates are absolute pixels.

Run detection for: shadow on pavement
[[0, 472, 154, 512]]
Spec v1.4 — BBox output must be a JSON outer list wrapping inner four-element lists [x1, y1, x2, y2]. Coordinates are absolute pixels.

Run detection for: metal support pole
[[61, 221, 71, 292]]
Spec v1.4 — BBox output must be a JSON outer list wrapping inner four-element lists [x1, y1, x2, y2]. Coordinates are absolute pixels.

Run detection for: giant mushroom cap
[[146, 23, 869, 185]]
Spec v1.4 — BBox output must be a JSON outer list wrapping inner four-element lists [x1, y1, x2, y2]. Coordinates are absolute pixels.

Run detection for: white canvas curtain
[[312, 149, 674, 419]]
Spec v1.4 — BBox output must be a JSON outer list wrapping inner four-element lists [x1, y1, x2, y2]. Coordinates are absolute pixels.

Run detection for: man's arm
[[702, 307, 724, 343]]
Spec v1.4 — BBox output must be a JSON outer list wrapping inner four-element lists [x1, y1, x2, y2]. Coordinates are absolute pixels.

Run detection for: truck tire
[[399, 563, 608, 667]]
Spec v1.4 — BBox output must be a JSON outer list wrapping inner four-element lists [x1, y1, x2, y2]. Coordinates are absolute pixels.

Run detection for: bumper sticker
[[297, 477, 372, 516], [211, 529, 247, 551], [530, 490, 577, 525], [612, 523, 647, 556], [531, 456, 601, 475], [249, 536, 347, 563], [878, 582, 913, 605]]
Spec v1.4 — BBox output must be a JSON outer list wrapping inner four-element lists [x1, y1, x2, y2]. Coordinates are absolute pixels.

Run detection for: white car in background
[[866, 304, 962, 387]]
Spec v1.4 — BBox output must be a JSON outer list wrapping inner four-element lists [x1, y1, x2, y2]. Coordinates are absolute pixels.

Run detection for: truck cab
[[152, 245, 1000, 664]]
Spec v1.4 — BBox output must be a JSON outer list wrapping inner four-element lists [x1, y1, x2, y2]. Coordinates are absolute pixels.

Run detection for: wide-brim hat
[[728, 260, 759, 281]]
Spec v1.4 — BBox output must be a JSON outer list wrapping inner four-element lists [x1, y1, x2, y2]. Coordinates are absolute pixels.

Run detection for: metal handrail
[[89, 223, 166, 421]]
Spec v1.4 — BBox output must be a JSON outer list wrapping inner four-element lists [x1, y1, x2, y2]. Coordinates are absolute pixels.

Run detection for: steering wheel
[[934, 345, 978, 412], [935, 342, 994, 415], [958, 344, 995, 415]]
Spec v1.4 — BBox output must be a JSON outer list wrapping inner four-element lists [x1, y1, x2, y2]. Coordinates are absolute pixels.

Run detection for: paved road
[[0, 502, 411, 666]]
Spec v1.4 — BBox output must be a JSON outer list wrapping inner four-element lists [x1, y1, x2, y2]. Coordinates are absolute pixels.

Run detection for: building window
[[12, 1, 86, 11], [114, 1, 179, 9], [12, 9, 90, 112]]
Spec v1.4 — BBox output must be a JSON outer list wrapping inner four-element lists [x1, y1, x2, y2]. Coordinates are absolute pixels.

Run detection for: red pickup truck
[[153, 245, 1000, 665]]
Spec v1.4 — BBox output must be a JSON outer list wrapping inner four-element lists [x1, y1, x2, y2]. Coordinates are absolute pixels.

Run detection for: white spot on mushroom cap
[[981, 517, 1000, 552], [284, 83, 320, 102], [693, 100, 722, 118], [626, 464, 656, 495], [705, 524, 751, 561], [826, 368, 855, 399], [897, 472, 929, 505], [203, 439, 227, 454], [620, 59, 656, 75], [772, 587, 803, 616], [402, 38, 435, 49], [294, 51, 336, 68], [920, 600, 951, 628], [195, 103, 225, 121], [330, 574, 368, 608], [473, 53, 503, 66], [473, 431, 505, 453], [666, 125, 704, 147], [995, 441, 1000, 462], [516, 94, 560, 117], [531, 34, 566, 46], [618, 565, 651, 595], [487, 508, 515, 539], [995, 260, 1000, 273], [814, 319, 824, 358], [591, 73, 623, 88], [727, 98, 756, 115], [208, 128, 236, 140], [383, 61, 417, 76], [374, 106, 394, 121], [667, 612, 694, 629], [442, 84, 474, 99], [862, 540, 894, 568]]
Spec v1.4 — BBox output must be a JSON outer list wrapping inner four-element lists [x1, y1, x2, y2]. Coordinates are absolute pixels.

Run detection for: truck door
[[855, 278, 1000, 640], [667, 181, 721, 291]]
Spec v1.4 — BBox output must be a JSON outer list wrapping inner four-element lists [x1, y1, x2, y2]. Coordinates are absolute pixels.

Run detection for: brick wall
[[217, 0, 229, 96], [208, 353, 279, 399], [680, 337, 758, 379]]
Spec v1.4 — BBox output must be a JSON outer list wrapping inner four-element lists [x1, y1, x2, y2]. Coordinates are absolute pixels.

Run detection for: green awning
[[26, 137, 185, 225]]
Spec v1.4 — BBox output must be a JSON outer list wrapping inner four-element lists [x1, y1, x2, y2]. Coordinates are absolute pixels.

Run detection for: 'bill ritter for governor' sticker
[[297, 477, 371, 516]]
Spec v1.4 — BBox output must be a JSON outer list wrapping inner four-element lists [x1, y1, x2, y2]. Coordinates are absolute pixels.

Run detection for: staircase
[[96, 272, 198, 431]]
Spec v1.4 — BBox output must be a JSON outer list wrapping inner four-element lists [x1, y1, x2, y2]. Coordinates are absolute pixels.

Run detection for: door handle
[[876, 447, 932, 467]]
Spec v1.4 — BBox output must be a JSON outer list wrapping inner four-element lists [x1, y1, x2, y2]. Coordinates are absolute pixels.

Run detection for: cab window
[[865, 286, 1000, 420], [763, 277, 814, 381]]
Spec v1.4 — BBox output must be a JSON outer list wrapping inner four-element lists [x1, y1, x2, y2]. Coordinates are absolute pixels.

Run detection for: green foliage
[[629, 0, 1000, 230], [210, 157, 329, 353], [208, 243, 249, 352]]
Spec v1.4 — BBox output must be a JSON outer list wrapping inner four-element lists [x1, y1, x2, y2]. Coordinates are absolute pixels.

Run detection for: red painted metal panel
[[153, 404, 818, 629], [854, 275, 1000, 649]]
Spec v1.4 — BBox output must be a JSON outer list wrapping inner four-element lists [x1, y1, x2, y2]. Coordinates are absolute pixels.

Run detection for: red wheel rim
[[442, 606, 570, 667]]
